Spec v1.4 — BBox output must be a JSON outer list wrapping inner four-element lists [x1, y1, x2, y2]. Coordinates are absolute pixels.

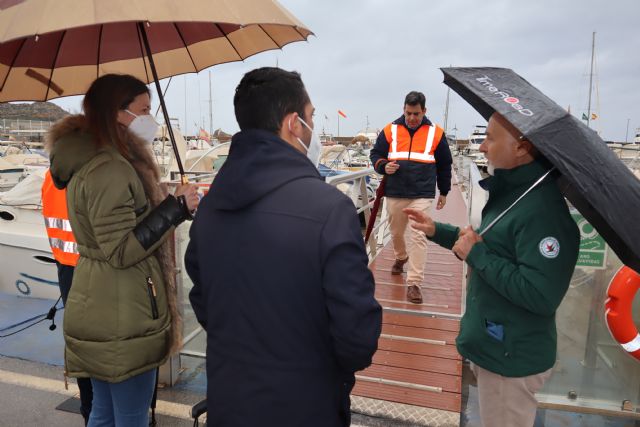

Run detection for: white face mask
[[289, 116, 321, 168], [125, 110, 159, 143]]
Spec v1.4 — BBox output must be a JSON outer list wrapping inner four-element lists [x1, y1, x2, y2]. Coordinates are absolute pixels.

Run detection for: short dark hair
[[234, 67, 310, 133], [404, 91, 426, 109], [83, 74, 150, 157]]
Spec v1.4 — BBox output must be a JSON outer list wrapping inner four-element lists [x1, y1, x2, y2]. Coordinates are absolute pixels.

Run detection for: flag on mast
[[338, 110, 347, 118], [198, 128, 211, 143]]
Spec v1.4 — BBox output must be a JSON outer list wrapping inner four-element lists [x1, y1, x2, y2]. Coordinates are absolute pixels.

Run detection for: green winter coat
[[48, 116, 178, 383], [431, 160, 579, 377]]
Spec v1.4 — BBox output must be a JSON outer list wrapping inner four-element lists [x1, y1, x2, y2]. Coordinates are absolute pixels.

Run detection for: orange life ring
[[605, 266, 640, 360]]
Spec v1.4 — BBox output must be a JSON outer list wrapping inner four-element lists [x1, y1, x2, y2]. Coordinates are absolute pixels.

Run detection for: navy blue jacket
[[186, 129, 382, 427], [370, 116, 452, 198]]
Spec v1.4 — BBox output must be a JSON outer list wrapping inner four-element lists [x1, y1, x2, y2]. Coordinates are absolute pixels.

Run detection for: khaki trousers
[[386, 197, 433, 284], [471, 363, 552, 427]]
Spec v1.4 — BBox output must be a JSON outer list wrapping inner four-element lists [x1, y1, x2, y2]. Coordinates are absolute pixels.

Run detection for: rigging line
[[0, 297, 63, 338], [154, 77, 173, 119], [0, 313, 46, 333], [0, 296, 62, 333], [0, 317, 48, 338]]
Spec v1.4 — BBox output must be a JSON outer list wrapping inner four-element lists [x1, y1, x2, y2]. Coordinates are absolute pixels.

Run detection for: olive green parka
[[47, 115, 182, 383]]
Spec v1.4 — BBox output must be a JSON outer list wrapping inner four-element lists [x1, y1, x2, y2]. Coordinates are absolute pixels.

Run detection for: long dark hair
[[82, 74, 150, 158]]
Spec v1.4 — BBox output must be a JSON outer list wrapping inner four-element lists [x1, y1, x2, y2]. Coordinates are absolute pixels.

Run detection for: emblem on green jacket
[[539, 237, 560, 258]]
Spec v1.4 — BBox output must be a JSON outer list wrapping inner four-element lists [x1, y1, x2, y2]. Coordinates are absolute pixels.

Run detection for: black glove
[[133, 195, 192, 250]]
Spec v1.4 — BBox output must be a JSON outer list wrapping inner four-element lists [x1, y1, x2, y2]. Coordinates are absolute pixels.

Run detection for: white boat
[[185, 142, 230, 175], [0, 156, 26, 190], [466, 125, 486, 152], [0, 144, 49, 190], [0, 168, 59, 300], [0, 125, 190, 302]]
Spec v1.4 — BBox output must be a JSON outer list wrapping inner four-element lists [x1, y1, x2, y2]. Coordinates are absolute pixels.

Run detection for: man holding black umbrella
[[406, 112, 579, 426]]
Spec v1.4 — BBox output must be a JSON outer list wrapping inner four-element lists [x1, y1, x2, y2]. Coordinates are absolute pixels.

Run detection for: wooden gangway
[[352, 180, 468, 427]]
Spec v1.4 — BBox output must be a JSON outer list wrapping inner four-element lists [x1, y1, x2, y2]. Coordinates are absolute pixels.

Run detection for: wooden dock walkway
[[352, 181, 468, 427]]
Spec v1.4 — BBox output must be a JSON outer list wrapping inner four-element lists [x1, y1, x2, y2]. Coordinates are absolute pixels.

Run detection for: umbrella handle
[[181, 175, 189, 185]]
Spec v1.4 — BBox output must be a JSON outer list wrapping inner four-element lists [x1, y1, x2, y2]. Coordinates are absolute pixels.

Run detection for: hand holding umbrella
[[452, 226, 482, 261], [174, 183, 200, 213]]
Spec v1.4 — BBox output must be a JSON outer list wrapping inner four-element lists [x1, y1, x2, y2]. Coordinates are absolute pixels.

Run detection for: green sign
[[571, 212, 607, 269]]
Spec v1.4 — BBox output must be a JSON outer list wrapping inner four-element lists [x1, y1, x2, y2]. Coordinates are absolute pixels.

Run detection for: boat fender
[[605, 266, 640, 361]]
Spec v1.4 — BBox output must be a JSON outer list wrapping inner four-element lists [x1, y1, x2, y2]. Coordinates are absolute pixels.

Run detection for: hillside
[[0, 102, 70, 122]]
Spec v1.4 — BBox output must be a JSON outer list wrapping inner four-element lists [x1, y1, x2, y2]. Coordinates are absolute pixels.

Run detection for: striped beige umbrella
[[0, 0, 313, 178], [0, 0, 313, 102]]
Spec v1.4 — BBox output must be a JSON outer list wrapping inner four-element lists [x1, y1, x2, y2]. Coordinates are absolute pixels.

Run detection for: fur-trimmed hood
[[47, 115, 97, 190]]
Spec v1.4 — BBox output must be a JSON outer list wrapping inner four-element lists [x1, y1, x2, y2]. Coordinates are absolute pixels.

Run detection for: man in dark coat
[[185, 67, 382, 427]]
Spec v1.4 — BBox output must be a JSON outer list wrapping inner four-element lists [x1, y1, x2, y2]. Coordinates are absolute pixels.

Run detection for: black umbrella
[[441, 67, 640, 273]]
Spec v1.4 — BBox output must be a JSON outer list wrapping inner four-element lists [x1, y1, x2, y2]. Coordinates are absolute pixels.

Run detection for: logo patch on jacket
[[539, 237, 560, 258]]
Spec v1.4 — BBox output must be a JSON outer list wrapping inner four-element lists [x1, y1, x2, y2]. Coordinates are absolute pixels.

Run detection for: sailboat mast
[[184, 76, 187, 136], [586, 32, 596, 128], [443, 87, 451, 134], [208, 71, 213, 136]]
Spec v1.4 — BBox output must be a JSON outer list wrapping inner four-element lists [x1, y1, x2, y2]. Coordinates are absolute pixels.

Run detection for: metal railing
[[326, 168, 390, 260], [466, 160, 488, 230], [174, 167, 390, 373]]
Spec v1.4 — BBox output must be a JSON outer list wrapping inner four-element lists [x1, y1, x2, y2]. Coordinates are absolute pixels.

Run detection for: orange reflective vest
[[383, 122, 444, 164], [42, 169, 79, 266]]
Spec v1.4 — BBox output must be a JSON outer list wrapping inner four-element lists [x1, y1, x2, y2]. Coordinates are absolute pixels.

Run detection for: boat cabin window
[[0, 210, 15, 221], [33, 255, 56, 264]]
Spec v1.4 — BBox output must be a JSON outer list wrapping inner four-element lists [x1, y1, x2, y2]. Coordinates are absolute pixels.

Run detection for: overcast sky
[[52, 0, 640, 142]]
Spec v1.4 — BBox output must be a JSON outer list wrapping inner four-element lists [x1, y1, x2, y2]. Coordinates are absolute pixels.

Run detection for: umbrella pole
[[138, 22, 188, 184]]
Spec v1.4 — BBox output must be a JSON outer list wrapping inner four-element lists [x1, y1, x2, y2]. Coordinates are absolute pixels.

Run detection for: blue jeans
[[88, 369, 156, 427]]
